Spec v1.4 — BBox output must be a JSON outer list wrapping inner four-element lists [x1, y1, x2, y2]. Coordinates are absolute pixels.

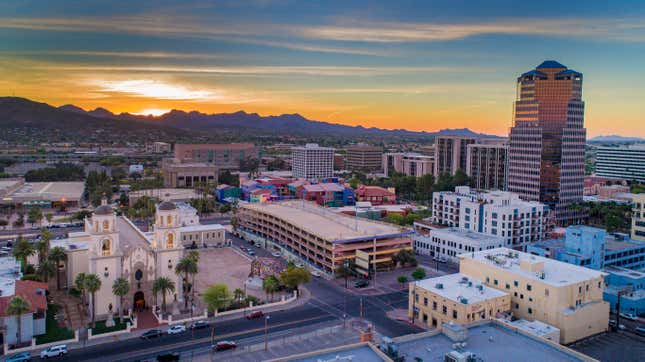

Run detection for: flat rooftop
[[604, 266, 645, 279], [51, 239, 89, 251], [129, 188, 199, 201], [509, 319, 560, 337], [415, 273, 508, 304], [242, 201, 410, 242], [289, 344, 386, 362], [2, 181, 85, 202], [460, 248, 606, 287], [432, 227, 505, 245], [396, 322, 588, 362], [180, 224, 225, 232], [606, 237, 645, 252]]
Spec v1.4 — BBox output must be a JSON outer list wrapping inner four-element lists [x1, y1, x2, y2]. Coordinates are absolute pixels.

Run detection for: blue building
[[527, 225, 645, 270], [602, 266, 645, 316]]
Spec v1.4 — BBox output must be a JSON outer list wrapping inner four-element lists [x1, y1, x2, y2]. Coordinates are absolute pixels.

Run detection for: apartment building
[[173, 143, 259, 170], [409, 273, 511, 330], [434, 136, 477, 176], [161, 159, 217, 188], [382, 153, 434, 177], [595, 145, 645, 183], [459, 248, 609, 344], [345, 144, 383, 172], [413, 224, 505, 262], [466, 141, 508, 191], [291, 143, 334, 180], [236, 201, 413, 274], [432, 186, 549, 249], [633, 193, 645, 241]]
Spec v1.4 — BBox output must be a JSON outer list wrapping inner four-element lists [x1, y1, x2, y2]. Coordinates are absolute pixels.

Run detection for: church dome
[[158, 201, 177, 211], [93, 204, 113, 215]]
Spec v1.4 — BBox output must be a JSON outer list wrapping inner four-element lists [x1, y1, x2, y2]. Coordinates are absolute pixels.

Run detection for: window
[[103, 220, 110, 231], [486, 277, 490, 283], [494, 279, 498, 286], [527, 284, 532, 291], [166, 233, 174, 248], [167, 215, 172, 225], [442, 306, 447, 315], [514, 280, 519, 287], [528, 308, 533, 314], [453, 310, 458, 319], [424, 298, 428, 306], [101, 239, 111, 256], [505, 283, 510, 289]]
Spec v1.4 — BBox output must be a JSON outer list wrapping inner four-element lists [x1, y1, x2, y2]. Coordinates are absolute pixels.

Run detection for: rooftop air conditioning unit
[[436, 283, 444, 289]]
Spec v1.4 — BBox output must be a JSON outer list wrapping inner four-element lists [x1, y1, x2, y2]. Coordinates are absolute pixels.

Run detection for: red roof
[[356, 185, 395, 198], [0, 280, 48, 317]]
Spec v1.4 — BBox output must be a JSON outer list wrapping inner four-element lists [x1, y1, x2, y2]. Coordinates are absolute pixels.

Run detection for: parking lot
[[570, 331, 645, 362], [193, 247, 255, 298]]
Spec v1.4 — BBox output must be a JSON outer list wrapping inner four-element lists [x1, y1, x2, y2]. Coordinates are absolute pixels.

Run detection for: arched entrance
[[134, 291, 145, 311]]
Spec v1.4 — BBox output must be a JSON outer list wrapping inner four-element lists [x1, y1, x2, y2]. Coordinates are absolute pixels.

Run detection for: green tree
[[112, 277, 130, 323], [84, 274, 102, 328], [397, 275, 408, 289], [262, 275, 280, 302], [38, 259, 56, 283], [233, 288, 245, 303], [27, 206, 43, 226], [152, 277, 176, 314], [453, 169, 470, 187], [280, 267, 311, 292], [415, 173, 435, 199], [12, 237, 33, 273], [6, 296, 31, 344], [411, 267, 426, 280], [75, 272, 87, 306], [202, 283, 232, 313], [175, 256, 198, 309], [36, 229, 53, 265], [394, 249, 417, 268], [45, 212, 54, 225], [48, 246, 67, 290]]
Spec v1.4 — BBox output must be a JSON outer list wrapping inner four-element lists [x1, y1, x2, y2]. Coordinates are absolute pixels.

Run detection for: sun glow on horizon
[[133, 108, 171, 116]]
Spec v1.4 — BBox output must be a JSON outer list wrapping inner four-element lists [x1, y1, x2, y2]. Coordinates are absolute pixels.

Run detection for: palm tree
[[75, 272, 87, 306], [112, 277, 130, 323], [48, 246, 68, 290], [38, 259, 56, 283], [84, 274, 102, 328], [37, 229, 53, 265], [262, 275, 280, 302], [152, 277, 175, 315], [187, 250, 200, 263], [6, 296, 31, 345], [175, 257, 198, 309], [12, 236, 33, 273], [233, 288, 245, 303]]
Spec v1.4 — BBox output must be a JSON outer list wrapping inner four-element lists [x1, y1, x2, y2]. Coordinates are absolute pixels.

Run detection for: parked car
[[354, 280, 369, 288], [295, 262, 304, 268], [39, 345, 68, 359], [311, 270, 321, 277], [248, 250, 255, 256], [190, 320, 209, 329], [156, 352, 180, 361], [5, 352, 31, 362], [167, 325, 186, 334], [140, 329, 164, 339], [635, 326, 645, 336], [609, 320, 626, 330], [213, 341, 237, 351], [433, 256, 447, 263], [619, 312, 638, 321], [246, 311, 264, 319], [271, 251, 282, 257]]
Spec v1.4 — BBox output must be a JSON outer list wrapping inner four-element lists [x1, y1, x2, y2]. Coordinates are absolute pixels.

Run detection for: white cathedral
[[53, 200, 226, 319]]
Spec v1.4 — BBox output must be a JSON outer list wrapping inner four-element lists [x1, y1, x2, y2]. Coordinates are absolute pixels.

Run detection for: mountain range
[[587, 135, 644, 143], [1, 96, 501, 143]]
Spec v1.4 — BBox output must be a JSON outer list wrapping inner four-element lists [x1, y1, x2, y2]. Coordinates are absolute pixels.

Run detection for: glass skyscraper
[[508, 61, 586, 225]]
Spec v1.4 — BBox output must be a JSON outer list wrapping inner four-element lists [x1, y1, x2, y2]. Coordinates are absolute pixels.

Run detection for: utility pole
[[264, 315, 271, 350], [373, 236, 377, 287]]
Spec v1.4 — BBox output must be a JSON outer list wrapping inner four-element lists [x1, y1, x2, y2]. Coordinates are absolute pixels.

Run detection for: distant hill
[[588, 135, 644, 143], [0, 96, 502, 144]]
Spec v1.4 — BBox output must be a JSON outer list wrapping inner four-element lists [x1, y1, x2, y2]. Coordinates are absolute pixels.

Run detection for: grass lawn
[[92, 318, 130, 335], [35, 304, 75, 345]]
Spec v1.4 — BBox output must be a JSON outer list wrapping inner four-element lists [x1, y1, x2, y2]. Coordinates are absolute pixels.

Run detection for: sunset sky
[[1, 0, 644, 137]]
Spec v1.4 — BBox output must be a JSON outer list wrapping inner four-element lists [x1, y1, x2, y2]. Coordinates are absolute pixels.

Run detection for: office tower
[[345, 144, 383, 172], [291, 143, 334, 180], [595, 145, 645, 183], [173, 143, 259, 169], [434, 136, 477, 176], [633, 194, 645, 241], [466, 140, 508, 191], [508, 61, 586, 225]]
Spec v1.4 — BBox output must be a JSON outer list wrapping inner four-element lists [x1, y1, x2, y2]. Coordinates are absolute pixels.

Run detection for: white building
[[413, 224, 505, 262], [432, 186, 549, 249], [382, 153, 434, 177], [595, 145, 645, 183], [291, 143, 334, 180], [176, 202, 199, 226]]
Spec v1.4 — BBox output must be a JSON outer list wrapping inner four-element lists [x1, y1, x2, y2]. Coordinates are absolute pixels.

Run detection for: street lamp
[[264, 315, 271, 350]]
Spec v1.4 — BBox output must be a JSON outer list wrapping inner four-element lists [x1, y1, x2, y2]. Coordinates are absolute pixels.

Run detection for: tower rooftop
[[537, 60, 567, 69]]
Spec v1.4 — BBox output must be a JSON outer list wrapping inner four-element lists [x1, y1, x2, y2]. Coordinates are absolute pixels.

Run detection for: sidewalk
[[63, 285, 312, 351]]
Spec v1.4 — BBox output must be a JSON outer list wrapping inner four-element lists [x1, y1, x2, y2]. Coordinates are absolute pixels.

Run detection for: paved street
[[569, 331, 645, 362]]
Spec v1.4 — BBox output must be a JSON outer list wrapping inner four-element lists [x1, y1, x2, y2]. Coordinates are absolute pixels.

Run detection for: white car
[[40, 344, 67, 358], [620, 312, 638, 321], [311, 270, 321, 277], [167, 324, 187, 334], [295, 262, 304, 268], [271, 251, 282, 257]]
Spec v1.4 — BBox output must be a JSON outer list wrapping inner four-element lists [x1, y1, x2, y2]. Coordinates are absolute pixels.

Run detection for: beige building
[[345, 144, 383, 172], [382, 153, 434, 177], [434, 136, 477, 176], [237, 201, 412, 274], [409, 273, 511, 330], [174, 143, 259, 169], [161, 159, 217, 188], [632, 193, 645, 241], [458, 248, 609, 344]]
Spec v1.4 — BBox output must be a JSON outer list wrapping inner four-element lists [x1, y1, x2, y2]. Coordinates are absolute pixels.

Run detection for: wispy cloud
[[91, 79, 215, 100], [2, 50, 235, 60], [296, 18, 645, 43]]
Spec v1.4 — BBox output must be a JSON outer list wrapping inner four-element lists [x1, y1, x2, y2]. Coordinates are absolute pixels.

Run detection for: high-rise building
[[508, 61, 586, 225], [291, 143, 334, 180], [344, 144, 383, 172], [383, 153, 434, 177], [434, 136, 477, 176], [466, 140, 508, 191], [595, 145, 645, 183]]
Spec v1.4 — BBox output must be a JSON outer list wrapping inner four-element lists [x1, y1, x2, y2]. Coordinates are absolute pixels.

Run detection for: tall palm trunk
[[91, 292, 96, 328], [119, 295, 124, 323], [16, 314, 22, 344]]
